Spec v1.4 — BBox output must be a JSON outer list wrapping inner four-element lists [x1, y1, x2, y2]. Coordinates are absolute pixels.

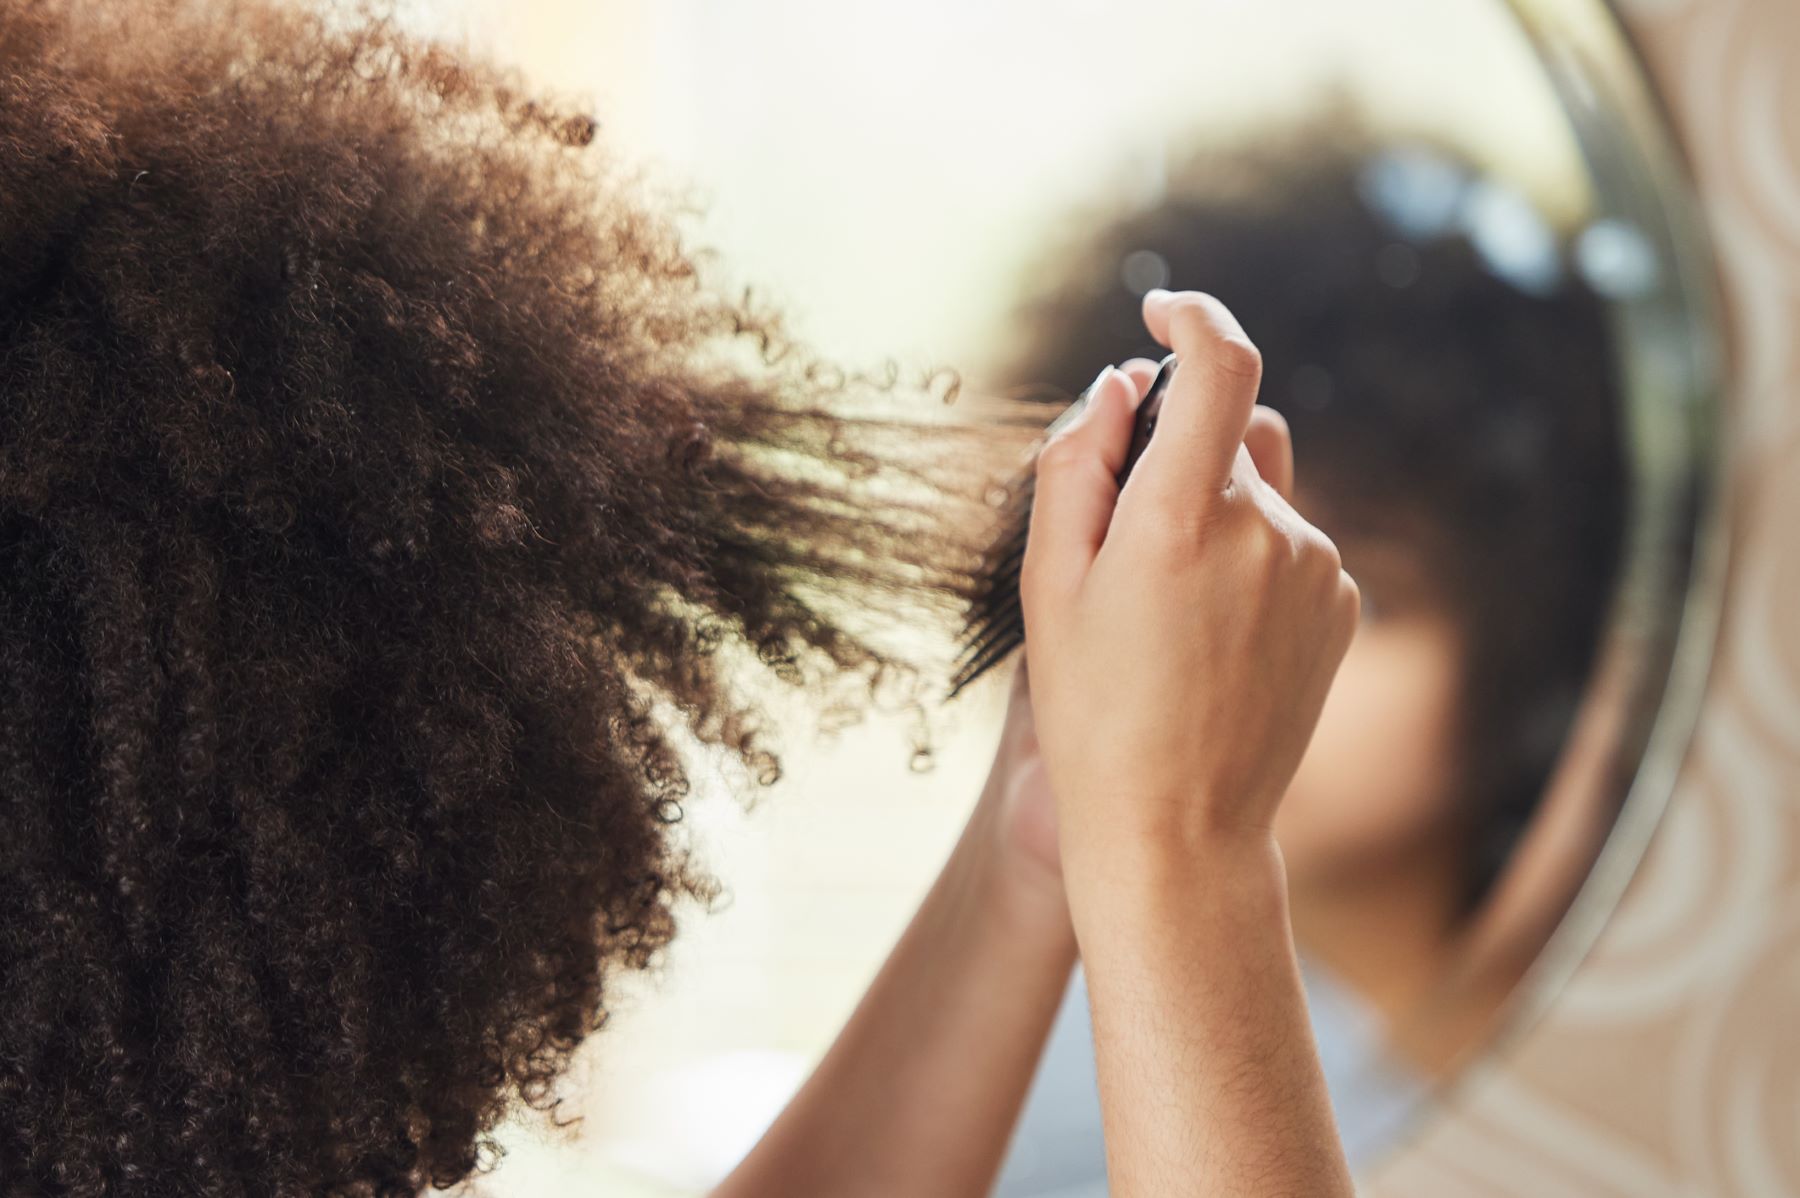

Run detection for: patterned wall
[[1372, 1, 1800, 1193]]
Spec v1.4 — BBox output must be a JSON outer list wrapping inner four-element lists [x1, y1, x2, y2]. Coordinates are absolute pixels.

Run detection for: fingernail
[[1082, 365, 1112, 400], [1144, 288, 1173, 306]]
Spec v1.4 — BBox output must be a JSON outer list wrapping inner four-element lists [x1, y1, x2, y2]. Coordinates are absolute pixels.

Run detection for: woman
[[0, 1, 1358, 1194]]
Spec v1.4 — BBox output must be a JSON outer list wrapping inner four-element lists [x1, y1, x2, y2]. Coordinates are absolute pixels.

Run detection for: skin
[[717, 289, 1360, 1196], [1027, 290, 1360, 1196], [712, 666, 1075, 1198]]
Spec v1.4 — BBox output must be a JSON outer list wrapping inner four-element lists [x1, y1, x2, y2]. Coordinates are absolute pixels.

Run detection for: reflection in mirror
[[988, 126, 1633, 1187], [437, 0, 1721, 1191]]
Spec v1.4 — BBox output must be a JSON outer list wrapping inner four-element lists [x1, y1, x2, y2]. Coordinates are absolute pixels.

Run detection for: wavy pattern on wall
[[1373, 1, 1800, 1192]]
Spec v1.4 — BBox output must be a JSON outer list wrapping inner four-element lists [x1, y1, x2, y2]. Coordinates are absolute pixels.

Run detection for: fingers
[[1120, 357, 1160, 403], [1023, 366, 1139, 609], [1138, 290, 1263, 493], [1243, 406, 1294, 501]]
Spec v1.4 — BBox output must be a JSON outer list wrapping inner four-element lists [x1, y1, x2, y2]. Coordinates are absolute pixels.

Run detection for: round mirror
[[429, 1, 1725, 1191]]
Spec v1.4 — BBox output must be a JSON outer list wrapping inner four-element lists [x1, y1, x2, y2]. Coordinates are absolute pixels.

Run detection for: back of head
[[0, 2, 989, 1192]]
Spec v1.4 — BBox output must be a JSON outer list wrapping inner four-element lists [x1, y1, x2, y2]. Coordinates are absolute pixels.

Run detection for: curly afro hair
[[0, 1, 1003, 1192]]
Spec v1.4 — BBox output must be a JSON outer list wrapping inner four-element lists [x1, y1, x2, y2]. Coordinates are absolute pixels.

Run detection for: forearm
[[713, 790, 1077, 1198], [1071, 832, 1354, 1197]]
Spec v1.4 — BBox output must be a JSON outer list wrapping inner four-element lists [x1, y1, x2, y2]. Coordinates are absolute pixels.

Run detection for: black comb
[[949, 353, 1179, 698]]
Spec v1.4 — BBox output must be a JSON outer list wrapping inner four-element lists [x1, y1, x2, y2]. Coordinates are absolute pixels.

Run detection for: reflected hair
[[989, 126, 1628, 911]]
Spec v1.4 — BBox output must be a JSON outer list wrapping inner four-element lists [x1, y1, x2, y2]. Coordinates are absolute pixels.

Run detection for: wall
[[1373, 0, 1800, 1192]]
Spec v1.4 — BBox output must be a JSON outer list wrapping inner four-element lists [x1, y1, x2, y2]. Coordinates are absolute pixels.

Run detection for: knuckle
[[1241, 513, 1290, 583], [1167, 294, 1263, 383], [1305, 527, 1344, 577], [1249, 405, 1291, 449], [1333, 572, 1363, 638], [1210, 335, 1264, 384], [1239, 510, 1339, 597]]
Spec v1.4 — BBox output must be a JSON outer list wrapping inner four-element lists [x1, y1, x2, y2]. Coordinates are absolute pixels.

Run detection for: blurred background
[[386, 1, 1711, 1194]]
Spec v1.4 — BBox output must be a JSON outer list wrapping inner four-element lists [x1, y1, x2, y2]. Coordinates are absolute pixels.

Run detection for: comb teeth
[[948, 353, 1178, 701], [947, 474, 1036, 698]]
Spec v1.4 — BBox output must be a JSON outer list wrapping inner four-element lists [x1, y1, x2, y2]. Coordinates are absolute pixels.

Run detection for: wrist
[[1063, 827, 1291, 961], [965, 774, 1073, 938]]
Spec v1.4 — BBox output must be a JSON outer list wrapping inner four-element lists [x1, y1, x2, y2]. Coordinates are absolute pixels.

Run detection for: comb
[[949, 352, 1178, 698]]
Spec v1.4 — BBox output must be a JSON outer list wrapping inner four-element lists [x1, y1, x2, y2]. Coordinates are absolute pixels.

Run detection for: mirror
[[428, 0, 1723, 1191]]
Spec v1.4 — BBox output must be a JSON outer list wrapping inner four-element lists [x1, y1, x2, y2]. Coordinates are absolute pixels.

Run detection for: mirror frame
[[1436, 0, 1733, 1075]]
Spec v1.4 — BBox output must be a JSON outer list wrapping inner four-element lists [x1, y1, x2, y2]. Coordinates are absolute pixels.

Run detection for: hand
[[981, 360, 1169, 886], [1020, 290, 1360, 894]]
